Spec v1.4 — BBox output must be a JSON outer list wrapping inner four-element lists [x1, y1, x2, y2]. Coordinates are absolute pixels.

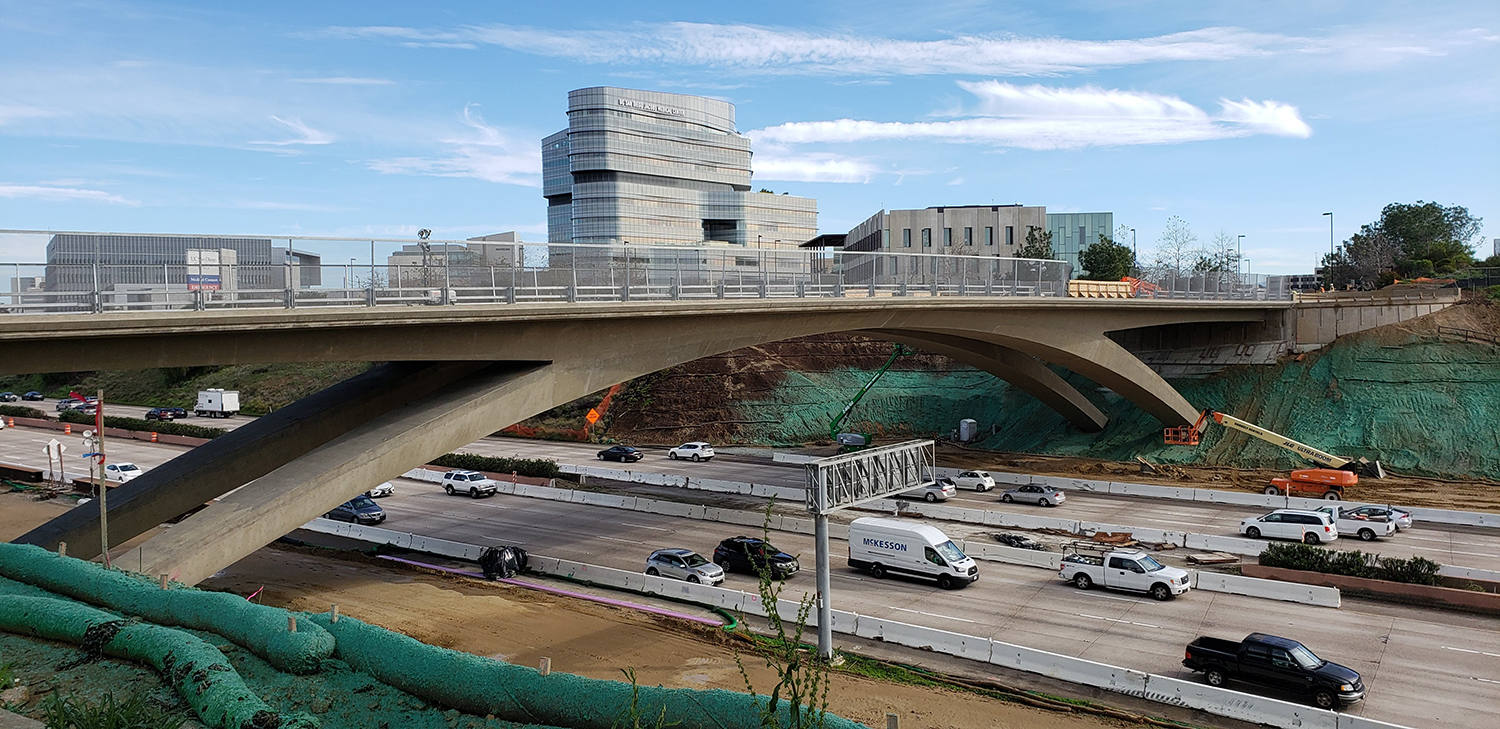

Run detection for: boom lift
[[830, 344, 908, 450], [1165, 409, 1384, 500]]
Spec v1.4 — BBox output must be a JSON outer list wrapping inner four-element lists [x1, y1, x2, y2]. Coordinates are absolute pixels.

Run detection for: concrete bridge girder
[[862, 330, 1109, 432]]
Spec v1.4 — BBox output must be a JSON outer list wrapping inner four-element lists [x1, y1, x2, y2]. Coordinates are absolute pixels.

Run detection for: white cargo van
[[848, 517, 978, 590]]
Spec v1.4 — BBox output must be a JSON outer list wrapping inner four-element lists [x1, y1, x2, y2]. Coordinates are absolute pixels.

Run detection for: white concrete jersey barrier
[[1193, 571, 1341, 608], [310, 520, 1411, 729], [958, 541, 1063, 570]]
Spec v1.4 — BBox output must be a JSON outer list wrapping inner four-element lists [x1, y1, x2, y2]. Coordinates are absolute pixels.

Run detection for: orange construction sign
[[585, 408, 601, 425]]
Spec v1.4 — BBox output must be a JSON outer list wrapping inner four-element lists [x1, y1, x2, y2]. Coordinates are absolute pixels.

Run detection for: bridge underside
[[8, 299, 1270, 582]]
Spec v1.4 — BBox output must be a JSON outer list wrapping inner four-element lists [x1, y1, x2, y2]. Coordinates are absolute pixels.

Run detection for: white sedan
[[668, 442, 715, 462], [901, 479, 957, 502], [951, 470, 996, 492], [103, 463, 143, 482]]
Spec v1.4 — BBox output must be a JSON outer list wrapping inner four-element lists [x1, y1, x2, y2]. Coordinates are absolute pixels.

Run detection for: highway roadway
[[459, 437, 1500, 574], [2, 395, 255, 431], [363, 477, 1496, 727], [5, 425, 1500, 725]]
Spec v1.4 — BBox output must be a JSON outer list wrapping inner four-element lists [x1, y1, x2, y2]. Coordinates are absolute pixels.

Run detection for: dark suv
[[713, 536, 799, 580]]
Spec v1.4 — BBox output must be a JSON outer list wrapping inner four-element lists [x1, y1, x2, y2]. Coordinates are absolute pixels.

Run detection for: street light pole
[[1322, 212, 1334, 256]]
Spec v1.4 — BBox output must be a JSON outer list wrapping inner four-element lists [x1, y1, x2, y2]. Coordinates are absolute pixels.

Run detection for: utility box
[[195, 389, 240, 418], [958, 419, 978, 442]]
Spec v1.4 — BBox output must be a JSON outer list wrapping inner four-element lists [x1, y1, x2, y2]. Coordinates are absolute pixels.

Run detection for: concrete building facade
[[543, 87, 817, 249], [845, 206, 1049, 256], [1046, 212, 1115, 273], [44, 233, 276, 291]]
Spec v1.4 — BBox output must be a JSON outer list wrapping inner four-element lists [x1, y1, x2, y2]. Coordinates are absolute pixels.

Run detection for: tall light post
[[1237, 234, 1245, 282], [1322, 212, 1334, 256]]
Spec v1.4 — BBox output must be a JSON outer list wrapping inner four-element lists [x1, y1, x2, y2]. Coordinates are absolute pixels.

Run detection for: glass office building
[[1045, 212, 1115, 274], [543, 87, 817, 249]]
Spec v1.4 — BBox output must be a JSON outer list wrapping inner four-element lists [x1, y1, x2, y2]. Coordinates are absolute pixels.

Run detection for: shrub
[[0, 404, 45, 419], [1259, 543, 1444, 586], [430, 452, 561, 480], [58, 409, 227, 440]]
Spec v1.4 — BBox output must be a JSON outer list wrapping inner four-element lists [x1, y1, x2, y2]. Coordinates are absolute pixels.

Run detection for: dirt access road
[[0, 492, 1179, 729]]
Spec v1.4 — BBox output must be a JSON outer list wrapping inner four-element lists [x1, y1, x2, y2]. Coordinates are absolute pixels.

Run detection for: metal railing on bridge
[[0, 229, 1287, 315]]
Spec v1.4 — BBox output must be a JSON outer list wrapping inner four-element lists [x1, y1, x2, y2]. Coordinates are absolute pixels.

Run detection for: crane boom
[[1208, 412, 1351, 470], [830, 344, 907, 444]]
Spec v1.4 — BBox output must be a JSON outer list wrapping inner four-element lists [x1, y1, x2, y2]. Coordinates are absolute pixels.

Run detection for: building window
[[1079, 226, 1087, 250], [921, 228, 931, 247], [964, 227, 973, 246], [985, 226, 994, 246], [902, 229, 912, 247], [883, 229, 890, 248], [1005, 226, 1015, 246], [943, 227, 952, 246]]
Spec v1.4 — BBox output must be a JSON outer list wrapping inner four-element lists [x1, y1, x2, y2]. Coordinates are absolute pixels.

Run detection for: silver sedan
[[1000, 483, 1067, 507], [645, 548, 725, 585]]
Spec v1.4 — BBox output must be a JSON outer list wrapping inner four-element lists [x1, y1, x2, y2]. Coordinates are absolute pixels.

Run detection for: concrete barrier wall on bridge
[[301, 519, 1393, 729]]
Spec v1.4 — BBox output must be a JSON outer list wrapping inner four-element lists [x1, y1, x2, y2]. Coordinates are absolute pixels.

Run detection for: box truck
[[848, 517, 978, 589], [195, 389, 240, 418]]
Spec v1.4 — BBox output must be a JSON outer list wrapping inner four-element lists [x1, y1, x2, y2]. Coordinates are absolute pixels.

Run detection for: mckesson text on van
[[848, 517, 978, 590]]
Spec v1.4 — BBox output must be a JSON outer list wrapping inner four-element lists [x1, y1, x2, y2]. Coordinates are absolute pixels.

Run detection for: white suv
[[442, 470, 497, 498], [667, 442, 715, 462], [1240, 509, 1339, 544]]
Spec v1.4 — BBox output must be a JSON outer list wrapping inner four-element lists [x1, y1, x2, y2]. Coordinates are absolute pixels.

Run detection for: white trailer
[[195, 389, 240, 418]]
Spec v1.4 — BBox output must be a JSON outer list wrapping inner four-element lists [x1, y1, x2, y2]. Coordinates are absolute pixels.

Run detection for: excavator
[[830, 344, 908, 451], [1164, 409, 1385, 500]]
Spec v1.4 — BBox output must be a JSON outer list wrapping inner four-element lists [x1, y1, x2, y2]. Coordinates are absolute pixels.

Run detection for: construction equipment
[[1121, 276, 1160, 297], [830, 344, 907, 450], [1164, 408, 1384, 500]]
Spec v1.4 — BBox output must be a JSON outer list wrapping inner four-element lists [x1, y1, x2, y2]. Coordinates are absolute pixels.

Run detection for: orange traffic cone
[[151, 432, 158, 442], [64, 424, 72, 435]]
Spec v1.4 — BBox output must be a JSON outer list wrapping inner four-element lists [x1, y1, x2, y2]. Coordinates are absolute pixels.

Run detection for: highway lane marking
[[891, 607, 975, 623], [597, 536, 641, 544], [1473, 677, 1500, 685], [621, 522, 672, 531], [1409, 546, 1498, 559], [1081, 592, 1141, 604], [1443, 646, 1500, 659], [484, 536, 524, 544], [1407, 535, 1499, 549], [1075, 613, 1161, 629]]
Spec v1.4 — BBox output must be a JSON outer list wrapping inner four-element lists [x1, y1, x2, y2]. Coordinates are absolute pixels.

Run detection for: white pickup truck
[[1315, 505, 1398, 542], [1059, 542, 1192, 601]]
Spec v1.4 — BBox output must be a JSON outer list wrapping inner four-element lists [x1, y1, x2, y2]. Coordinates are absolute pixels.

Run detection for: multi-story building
[[385, 232, 538, 289], [44, 233, 277, 292], [1045, 212, 1115, 273], [543, 87, 817, 250], [844, 205, 1049, 256]]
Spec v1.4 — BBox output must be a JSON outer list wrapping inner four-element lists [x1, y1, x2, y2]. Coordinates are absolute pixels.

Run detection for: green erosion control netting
[[0, 595, 317, 729], [725, 326, 1500, 480], [308, 614, 869, 729], [0, 543, 332, 674]]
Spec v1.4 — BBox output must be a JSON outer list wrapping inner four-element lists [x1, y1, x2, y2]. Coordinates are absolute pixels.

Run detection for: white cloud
[[751, 81, 1311, 150], [367, 105, 540, 186], [233, 200, 353, 212], [289, 77, 396, 86], [314, 22, 1291, 76], [0, 184, 139, 205], [251, 116, 335, 146], [752, 153, 878, 183], [0, 104, 54, 125]]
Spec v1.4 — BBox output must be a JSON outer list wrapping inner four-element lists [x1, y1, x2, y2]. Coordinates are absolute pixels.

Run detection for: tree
[[1079, 234, 1135, 281], [1193, 230, 1242, 284], [1017, 226, 1054, 259], [1333, 201, 1484, 282], [1150, 215, 1196, 277]]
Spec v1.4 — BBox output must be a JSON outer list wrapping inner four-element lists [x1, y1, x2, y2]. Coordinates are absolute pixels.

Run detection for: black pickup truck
[[1183, 633, 1364, 709]]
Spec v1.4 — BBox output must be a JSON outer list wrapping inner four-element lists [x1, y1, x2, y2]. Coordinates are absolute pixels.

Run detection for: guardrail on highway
[[299, 518, 1404, 729]]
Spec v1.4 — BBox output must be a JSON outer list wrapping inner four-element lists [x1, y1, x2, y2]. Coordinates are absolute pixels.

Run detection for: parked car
[[1342, 504, 1413, 531], [713, 536, 799, 579], [1000, 483, 1067, 507], [1240, 509, 1339, 544], [442, 470, 497, 498], [56, 398, 80, 411], [103, 463, 144, 483], [1183, 633, 1364, 709], [22, 391, 44, 401], [0, 392, 17, 402], [1059, 542, 1191, 601], [645, 548, 725, 585], [901, 478, 956, 502], [848, 517, 978, 589], [597, 445, 643, 463], [144, 407, 178, 421], [366, 482, 395, 498], [324, 495, 386, 525], [667, 442, 715, 462], [951, 470, 996, 492], [1314, 504, 1397, 542]]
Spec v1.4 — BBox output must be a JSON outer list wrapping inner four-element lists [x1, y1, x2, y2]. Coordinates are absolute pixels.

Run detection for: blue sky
[[1, 1, 1496, 272]]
